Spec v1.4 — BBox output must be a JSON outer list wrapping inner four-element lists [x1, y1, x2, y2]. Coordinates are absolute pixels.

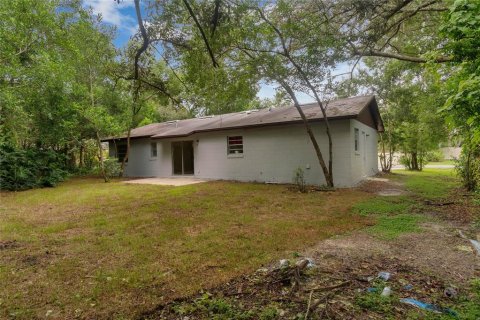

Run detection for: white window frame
[[227, 136, 244, 157]]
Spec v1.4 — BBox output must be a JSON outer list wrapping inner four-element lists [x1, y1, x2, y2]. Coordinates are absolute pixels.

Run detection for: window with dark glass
[[227, 136, 243, 154], [150, 142, 157, 157], [354, 128, 359, 152], [116, 144, 128, 163]]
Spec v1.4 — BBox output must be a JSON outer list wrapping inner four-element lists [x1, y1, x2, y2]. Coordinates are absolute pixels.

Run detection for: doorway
[[172, 141, 194, 175]]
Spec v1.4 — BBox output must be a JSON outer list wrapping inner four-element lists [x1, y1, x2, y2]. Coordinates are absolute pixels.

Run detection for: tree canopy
[[1, 0, 478, 190]]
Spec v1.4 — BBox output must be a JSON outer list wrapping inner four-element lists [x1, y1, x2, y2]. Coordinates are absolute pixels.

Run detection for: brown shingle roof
[[106, 95, 383, 141]]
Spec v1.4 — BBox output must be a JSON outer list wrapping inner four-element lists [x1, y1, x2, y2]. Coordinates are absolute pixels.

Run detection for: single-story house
[[104, 95, 384, 187]]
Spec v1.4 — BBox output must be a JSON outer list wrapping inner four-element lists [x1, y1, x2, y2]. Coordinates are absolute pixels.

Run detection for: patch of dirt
[[377, 189, 405, 196], [0, 240, 19, 250], [426, 189, 480, 224], [357, 176, 405, 197], [309, 225, 476, 285]]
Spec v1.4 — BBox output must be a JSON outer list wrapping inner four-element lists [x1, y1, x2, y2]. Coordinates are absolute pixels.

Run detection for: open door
[[172, 141, 194, 175]]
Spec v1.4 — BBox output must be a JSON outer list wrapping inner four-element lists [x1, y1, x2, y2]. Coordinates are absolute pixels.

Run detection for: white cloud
[[83, 0, 137, 35]]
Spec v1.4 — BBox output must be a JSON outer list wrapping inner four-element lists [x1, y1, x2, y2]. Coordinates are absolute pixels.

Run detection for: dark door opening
[[172, 141, 194, 175]]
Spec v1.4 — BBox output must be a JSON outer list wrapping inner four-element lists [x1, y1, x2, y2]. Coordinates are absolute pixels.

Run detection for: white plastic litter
[[381, 287, 392, 297], [279, 259, 290, 268], [305, 257, 316, 268], [378, 271, 391, 281], [470, 239, 480, 256]]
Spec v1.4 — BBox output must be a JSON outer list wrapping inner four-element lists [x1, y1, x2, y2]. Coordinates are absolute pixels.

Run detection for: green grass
[[354, 196, 414, 216], [354, 195, 425, 240], [366, 213, 426, 240], [0, 169, 464, 318], [427, 160, 455, 166], [0, 178, 370, 319], [392, 168, 458, 199], [355, 168, 459, 239]]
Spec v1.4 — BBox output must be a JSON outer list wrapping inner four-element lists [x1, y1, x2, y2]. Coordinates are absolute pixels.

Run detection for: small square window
[[227, 136, 243, 154], [354, 128, 359, 152], [150, 142, 157, 157]]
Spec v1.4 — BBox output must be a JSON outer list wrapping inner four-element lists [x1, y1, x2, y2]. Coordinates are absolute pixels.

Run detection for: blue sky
[[83, 0, 349, 103]]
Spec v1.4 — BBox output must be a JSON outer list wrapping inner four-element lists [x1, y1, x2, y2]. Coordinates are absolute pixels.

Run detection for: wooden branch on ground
[[424, 200, 455, 206]]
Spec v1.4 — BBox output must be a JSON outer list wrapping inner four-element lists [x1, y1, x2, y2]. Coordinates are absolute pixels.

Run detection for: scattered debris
[[381, 286, 392, 297], [378, 189, 404, 196], [469, 239, 480, 256], [0, 240, 19, 250], [457, 229, 480, 256], [366, 287, 378, 293], [378, 271, 391, 281], [444, 287, 458, 299], [424, 200, 455, 206], [456, 245, 474, 253], [279, 259, 290, 268], [256, 267, 269, 274], [400, 298, 457, 316], [403, 284, 414, 291]]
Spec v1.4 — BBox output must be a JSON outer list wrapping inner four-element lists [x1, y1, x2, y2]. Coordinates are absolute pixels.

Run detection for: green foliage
[[293, 167, 307, 193], [353, 58, 448, 172], [441, 0, 480, 65], [259, 306, 279, 320], [353, 193, 424, 240], [0, 0, 128, 180], [367, 214, 425, 240], [0, 143, 68, 191], [355, 281, 396, 314], [354, 196, 414, 216], [173, 293, 254, 320], [103, 159, 122, 181], [419, 278, 480, 320], [400, 169, 458, 199], [455, 146, 480, 191], [425, 150, 444, 163], [440, 0, 480, 189]]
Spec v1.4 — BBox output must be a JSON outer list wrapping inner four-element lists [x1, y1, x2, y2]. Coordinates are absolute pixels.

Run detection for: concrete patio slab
[[123, 177, 207, 186]]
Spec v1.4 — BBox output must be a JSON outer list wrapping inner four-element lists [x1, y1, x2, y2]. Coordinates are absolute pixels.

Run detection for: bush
[[103, 158, 122, 180], [0, 143, 68, 191], [456, 146, 480, 191], [425, 149, 444, 162], [293, 167, 307, 193]]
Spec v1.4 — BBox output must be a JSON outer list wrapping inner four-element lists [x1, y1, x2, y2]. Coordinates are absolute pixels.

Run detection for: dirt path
[[141, 174, 480, 319]]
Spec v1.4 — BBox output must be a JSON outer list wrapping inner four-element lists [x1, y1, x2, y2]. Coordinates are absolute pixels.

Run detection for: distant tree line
[[1, 0, 478, 190]]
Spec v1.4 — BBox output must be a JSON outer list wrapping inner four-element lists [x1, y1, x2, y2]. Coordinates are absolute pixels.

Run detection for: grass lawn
[[427, 160, 455, 166], [0, 179, 371, 319], [353, 168, 459, 239], [392, 168, 458, 199]]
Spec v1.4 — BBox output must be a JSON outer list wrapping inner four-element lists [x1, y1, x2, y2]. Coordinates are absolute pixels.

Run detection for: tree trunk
[[79, 142, 84, 168], [380, 133, 389, 173], [96, 131, 108, 182], [279, 79, 333, 188], [388, 144, 394, 172], [284, 59, 334, 187], [411, 152, 419, 171], [466, 148, 472, 191], [121, 125, 132, 174], [256, 10, 334, 187]]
